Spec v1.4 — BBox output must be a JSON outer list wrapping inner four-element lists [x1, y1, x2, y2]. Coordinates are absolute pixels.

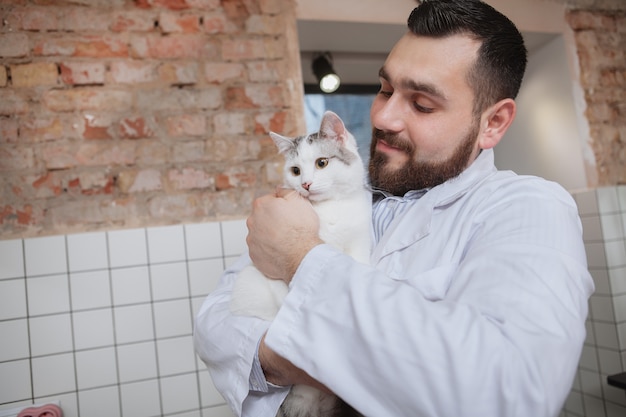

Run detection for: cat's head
[[270, 111, 365, 202]]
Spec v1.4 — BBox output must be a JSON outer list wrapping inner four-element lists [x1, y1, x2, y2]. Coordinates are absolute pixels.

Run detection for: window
[[304, 93, 375, 167]]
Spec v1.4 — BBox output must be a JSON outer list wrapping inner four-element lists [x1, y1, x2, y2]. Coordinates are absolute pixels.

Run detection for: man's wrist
[[285, 238, 324, 284], [258, 334, 287, 386]]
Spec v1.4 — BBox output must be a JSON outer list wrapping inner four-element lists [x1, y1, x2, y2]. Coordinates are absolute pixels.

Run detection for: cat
[[230, 111, 371, 417]]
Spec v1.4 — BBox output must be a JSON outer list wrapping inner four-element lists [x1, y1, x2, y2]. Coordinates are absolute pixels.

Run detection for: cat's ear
[[319, 111, 347, 142], [270, 132, 294, 154]]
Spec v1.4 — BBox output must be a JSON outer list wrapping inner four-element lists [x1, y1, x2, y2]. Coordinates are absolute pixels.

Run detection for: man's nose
[[371, 95, 405, 134]]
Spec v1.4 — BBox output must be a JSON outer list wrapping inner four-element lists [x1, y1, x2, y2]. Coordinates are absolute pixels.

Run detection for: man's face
[[369, 33, 483, 196]]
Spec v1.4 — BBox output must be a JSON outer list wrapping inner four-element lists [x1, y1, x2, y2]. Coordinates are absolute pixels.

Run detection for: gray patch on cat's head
[[312, 132, 359, 166]]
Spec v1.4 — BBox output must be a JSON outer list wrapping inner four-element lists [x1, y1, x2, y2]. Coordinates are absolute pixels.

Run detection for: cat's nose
[[302, 182, 311, 190]]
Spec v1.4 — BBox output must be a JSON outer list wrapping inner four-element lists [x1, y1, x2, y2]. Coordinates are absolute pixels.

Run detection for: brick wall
[[0, 0, 303, 239], [565, 1, 626, 186], [1, 0, 625, 239]]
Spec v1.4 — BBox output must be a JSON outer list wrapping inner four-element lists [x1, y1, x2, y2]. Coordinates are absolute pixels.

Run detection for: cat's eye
[[290, 166, 300, 176], [316, 158, 329, 169]]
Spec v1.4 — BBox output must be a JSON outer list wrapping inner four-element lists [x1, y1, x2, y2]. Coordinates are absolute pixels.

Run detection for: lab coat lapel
[[371, 149, 497, 262]]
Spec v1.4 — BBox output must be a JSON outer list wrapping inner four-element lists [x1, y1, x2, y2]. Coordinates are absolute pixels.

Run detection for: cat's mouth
[[300, 189, 325, 201]]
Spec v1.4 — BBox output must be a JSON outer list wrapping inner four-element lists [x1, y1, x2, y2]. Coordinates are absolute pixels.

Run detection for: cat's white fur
[[230, 111, 371, 417]]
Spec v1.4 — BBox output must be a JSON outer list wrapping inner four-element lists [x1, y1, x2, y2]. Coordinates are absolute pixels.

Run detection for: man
[[194, 1, 594, 416]]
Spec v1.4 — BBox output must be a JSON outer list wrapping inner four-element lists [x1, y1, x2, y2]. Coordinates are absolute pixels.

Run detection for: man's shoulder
[[474, 170, 575, 208]]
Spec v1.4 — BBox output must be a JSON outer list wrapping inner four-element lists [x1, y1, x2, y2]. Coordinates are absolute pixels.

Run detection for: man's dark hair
[[408, 0, 528, 116]]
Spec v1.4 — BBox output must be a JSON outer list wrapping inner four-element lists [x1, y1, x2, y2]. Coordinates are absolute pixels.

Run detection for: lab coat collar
[[372, 149, 497, 260]]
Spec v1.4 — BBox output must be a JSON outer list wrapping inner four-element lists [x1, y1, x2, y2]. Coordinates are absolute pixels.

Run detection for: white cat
[[230, 111, 371, 417]]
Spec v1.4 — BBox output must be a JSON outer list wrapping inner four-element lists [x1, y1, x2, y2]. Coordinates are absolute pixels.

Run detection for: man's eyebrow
[[378, 66, 448, 101]]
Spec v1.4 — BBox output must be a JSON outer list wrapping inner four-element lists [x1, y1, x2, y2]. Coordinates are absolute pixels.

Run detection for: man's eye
[[378, 89, 392, 98], [316, 158, 329, 169], [291, 166, 300, 176], [414, 102, 434, 113]]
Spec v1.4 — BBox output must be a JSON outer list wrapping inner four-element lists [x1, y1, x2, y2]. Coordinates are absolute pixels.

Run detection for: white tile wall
[[6, 187, 626, 417], [0, 221, 243, 417], [564, 186, 626, 417]]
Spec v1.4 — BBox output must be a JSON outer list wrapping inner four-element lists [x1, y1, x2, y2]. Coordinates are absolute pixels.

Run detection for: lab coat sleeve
[[193, 254, 290, 416], [264, 184, 594, 417]]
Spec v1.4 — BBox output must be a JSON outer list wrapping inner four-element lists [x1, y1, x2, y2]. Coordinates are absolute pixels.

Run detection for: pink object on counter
[[16, 404, 62, 417]]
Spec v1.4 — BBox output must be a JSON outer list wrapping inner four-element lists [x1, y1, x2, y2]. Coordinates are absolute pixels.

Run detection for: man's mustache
[[373, 129, 414, 154]]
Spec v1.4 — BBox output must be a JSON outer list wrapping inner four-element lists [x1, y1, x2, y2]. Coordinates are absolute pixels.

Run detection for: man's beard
[[368, 122, 479, 196]]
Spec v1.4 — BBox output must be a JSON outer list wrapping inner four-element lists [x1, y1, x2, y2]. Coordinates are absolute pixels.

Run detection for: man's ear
[[478, 98, 516, 150]]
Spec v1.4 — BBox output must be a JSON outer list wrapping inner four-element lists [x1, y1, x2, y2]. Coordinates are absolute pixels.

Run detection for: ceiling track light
[[312, 52, 340, 94]]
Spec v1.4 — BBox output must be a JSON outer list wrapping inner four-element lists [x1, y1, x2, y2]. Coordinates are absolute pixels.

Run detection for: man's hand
[[246, 188, 323, 284]]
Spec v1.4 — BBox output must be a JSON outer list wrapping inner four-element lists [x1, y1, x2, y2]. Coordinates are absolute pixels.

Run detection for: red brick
[[205, 137, 259, 162], [204, 62, 245, 83], [117, 168, 162, 193], [130, 33, 210, 59], [0, 66, 7, 87], [136, 141, 170, 165], [202, 13, 233, 34], [221, 0, 257, 22], [42, 142, 78, 170], [119, 116, 154, 139], [567, 10, 616, 32], [259, 0, 282, 14], [165, 114, 206, 136], [0, 33, 30, 58], [136, 88, 221, 111], [0, 204, 42, 227], [213, 112, 247, 135], [225, 87, 254, 109], [215, 168, 258, 191], [46, 199, 108, 224], [158, 61, 198, 85], [187, 0, 220, 10], [246, 15, 283, 35], [245, 85, 284, 107], [167, 167, 213, 190], [11, 62, 59, 88], [0, 90, 29, 115], [247, 61, 279, 82], [0, 118, 19, 143], [43, 88, 132, 112], [215, 174, 231, 190], [0, 146, 35, 171], [226, 85, 284, 109], [60, 62, 106, 85], [21, 117, 65, 142], [110, 10, 157, 32], [76, 172, 115, 195], [76, 142, 137, 166], [60, 8, 112, 32], [110, 60, 157, 84], [83, 114, 113, 140], [221, 39, 266, 61], [34, 36, 128, 58], [147, 193, 209, 219], [31, 172, 63, 197], [254, 110, 286, 134], [159, 12, 200, 33], [15, 6, 60, 31], [136, 0, 189, 10], [172, 140, 205, 162], [75, 36, 129, 57]]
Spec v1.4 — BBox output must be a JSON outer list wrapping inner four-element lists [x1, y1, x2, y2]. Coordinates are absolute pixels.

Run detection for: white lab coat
[[194, 149, 594, 417]]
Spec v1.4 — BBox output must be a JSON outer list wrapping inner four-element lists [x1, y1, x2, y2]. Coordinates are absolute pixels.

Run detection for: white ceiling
[[298, 19, 557, 85]]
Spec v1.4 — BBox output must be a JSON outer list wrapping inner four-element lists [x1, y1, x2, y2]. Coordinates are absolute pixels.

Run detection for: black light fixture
[[312, 52, 340, 93]]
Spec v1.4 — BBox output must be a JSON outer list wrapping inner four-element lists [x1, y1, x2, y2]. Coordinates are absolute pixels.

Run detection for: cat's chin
[[304, 192, 328, 202]]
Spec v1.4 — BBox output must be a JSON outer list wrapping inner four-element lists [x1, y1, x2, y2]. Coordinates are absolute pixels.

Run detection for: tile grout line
[[105, 230, 125, 417], [145, 227, 165, 417], [23, 237, 35, 405]]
